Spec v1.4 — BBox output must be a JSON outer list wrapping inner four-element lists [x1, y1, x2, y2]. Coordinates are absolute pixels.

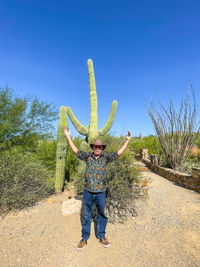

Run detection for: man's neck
[[93, 153, 101, 159]]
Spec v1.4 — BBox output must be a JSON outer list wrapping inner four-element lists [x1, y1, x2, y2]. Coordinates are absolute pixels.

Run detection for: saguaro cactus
[[67, 59, 118, 143], [55, 106, 68, 192]]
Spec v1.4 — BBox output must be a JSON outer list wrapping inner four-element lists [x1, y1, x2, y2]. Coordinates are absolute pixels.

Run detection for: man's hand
[[126, 131, 132, 141], [118, 130, 132, 156]]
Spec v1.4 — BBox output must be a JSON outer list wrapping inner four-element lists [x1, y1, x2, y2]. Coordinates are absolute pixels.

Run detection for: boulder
[[61, 198, 82, 216]]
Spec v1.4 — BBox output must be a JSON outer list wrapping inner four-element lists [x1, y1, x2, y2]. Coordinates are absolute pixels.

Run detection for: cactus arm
[[87, 59, 98, 132], [67, 106, 88, 136], [99, 100, 118, 136]]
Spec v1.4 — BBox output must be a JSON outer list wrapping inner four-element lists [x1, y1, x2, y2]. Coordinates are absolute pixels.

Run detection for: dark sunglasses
[[93, 145, 103, 150]]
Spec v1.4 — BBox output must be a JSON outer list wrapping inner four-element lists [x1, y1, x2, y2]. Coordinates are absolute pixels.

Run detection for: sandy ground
[[1, 163, 200, 267]]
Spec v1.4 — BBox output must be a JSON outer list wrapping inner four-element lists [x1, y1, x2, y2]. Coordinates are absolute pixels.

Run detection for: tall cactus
[[55, 106, 68, 192], [67, 59, 118, 143]]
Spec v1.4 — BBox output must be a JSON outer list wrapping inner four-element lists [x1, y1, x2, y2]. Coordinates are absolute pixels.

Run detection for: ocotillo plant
[[67, 59, 118, 144], [55, 106, 68, 192]]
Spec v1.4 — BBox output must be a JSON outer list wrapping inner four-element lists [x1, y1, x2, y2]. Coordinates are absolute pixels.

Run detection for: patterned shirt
[[77, 150, 118, 193]]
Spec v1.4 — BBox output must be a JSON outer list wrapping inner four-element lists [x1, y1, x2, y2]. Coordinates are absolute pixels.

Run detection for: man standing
[[64, 128, 131, 250]]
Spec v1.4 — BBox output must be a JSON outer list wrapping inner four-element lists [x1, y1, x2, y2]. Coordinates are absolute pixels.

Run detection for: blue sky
[[1, 0, 200, 138]]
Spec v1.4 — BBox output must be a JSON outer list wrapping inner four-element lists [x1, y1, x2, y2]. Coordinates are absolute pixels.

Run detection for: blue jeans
[[82, 189, 108, 241]]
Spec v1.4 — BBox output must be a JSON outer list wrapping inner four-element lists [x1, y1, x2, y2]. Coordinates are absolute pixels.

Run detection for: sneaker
[[99, 237, 111, 248], [77, 239, 87, 251]]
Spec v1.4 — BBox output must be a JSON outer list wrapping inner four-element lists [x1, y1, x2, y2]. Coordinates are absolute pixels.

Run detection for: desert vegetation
[[0, 87, 58, 214], [0, 86, 143, 220], [147, 87, 200, 170], [1, 83, 199, 221]]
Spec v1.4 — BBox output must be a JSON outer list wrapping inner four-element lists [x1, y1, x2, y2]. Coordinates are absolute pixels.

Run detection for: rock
[[61, 198, 82, 216]]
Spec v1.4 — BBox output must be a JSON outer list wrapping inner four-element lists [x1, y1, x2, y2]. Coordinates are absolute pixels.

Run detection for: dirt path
[[1, 164, 200, 267]]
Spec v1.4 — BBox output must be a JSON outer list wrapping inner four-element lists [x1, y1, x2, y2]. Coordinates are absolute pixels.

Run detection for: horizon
[[1, 0, 200, 138]]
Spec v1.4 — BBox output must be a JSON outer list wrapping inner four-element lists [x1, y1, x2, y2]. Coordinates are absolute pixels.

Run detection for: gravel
[[0, 164, 200, 267]]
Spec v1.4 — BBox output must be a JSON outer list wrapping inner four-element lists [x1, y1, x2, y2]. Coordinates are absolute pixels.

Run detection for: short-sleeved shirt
[[77, 150, 118, 193]]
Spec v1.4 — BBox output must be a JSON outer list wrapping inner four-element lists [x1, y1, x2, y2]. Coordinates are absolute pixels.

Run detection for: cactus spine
[[55, 106, 68, 192], [67, 59, 118, 143]]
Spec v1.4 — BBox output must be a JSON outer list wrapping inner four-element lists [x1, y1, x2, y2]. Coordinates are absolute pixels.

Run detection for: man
[[64, 127, 131, 250]]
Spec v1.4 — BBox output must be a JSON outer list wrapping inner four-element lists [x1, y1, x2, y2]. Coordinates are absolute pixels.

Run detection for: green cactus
[[67, 59, 118, 143], [55, 106, 68, 192]]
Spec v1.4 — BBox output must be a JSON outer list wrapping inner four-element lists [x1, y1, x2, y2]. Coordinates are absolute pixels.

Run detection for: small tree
[[147, 87, 200, 169], [0, 87, 58, 151]]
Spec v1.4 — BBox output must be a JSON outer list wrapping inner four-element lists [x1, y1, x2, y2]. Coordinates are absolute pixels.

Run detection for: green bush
[[102, 135, 142, 223], [0, 149, 55, 214], [65, 136, 83, 182], [176, 154, 200, 174], [105, 150, 141, 223], [196, 135, 200, 149], [73, 140, 90, 194], [34, 136, 82, 183], [129, 135, 162, 155], [0, 87, 58, 152], [35, 140, 57, 171]]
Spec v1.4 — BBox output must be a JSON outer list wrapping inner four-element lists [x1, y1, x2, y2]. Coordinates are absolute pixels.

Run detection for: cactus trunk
[[87, 59, 98, 137], [55, 106, 68, 192]]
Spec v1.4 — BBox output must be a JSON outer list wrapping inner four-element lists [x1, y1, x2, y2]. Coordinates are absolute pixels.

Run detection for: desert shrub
[[34, 136, 82, 184], [129, 135, 162, 155], [177, 161, 199, 174], [103, 135, 142, 222], [196, 135, 200, 149], [0, 149, 54, 214], [74, 134, 144, 223], [35, 139, 57, 171], [143, 136, 162, 155], [0, 87, 58, 152], [175, 153, 200, 174], [129, 138, 144, 154], [105, 150, 142, 223], [65, 136, 83, 182], [74, 140, 89, 194]]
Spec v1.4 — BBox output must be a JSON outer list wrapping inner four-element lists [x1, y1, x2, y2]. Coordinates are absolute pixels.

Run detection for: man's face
[[93, 145, 103, 156]]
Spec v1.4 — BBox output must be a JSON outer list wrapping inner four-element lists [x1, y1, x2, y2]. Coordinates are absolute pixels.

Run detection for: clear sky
[[1, 0, 200, 138]]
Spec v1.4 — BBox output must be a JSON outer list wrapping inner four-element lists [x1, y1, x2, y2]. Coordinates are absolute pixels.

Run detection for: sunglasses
[[93, 145, 103, 150]]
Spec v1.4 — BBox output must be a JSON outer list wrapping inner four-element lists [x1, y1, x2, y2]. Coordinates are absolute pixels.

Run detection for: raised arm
[[117, 131, 132, 156], [64, 127, 78, 154]]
